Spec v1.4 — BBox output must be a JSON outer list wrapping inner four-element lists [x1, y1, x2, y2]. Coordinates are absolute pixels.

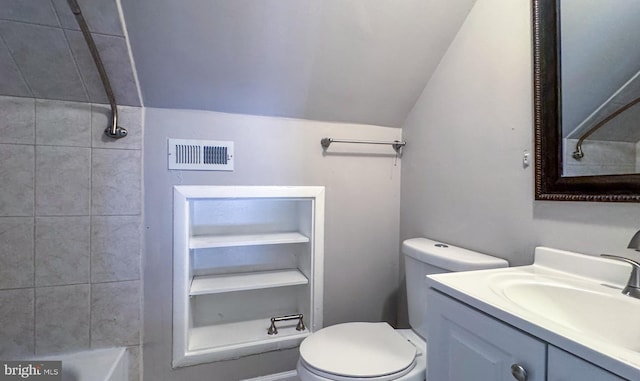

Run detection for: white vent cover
[[168, 139, 234, 171]]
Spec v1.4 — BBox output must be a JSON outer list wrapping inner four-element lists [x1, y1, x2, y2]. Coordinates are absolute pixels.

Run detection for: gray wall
[[0, 95, 142, 381], [399, 0, 640, 323], [143, 107, 402, 380]]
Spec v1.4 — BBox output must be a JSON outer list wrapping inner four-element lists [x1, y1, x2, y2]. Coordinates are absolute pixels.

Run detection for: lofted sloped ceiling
[[121, 0, 477, 127]]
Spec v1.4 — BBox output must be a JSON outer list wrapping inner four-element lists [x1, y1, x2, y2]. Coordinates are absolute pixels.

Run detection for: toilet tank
[[403, 238, 508, 339]]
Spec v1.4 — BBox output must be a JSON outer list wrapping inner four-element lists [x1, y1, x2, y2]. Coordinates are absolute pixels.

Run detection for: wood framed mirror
[[533, 0, 640, 202]]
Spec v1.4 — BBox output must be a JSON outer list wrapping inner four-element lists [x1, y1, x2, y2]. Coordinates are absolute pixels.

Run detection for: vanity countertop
[[427, 247, 640, 380]]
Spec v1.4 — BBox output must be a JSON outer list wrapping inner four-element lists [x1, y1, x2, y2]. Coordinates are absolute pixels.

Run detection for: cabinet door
[[548, 346, 625, 381], [427, 289, 546, 381]]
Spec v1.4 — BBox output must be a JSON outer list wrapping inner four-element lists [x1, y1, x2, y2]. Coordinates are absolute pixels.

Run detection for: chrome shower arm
[[67, 0, 127, 139]]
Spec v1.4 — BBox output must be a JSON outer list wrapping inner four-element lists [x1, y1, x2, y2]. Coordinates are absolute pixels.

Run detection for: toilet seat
[[298, 322, 417, 381], [298, 358, 416, 381]]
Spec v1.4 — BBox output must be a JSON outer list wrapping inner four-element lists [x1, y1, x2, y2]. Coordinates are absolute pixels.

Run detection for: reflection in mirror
[[533, 0, 640, 202], [560, 0, 640, 177]]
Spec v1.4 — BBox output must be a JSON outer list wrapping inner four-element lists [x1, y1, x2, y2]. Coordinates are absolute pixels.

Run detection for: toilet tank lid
[[402, 238, 508, 272]]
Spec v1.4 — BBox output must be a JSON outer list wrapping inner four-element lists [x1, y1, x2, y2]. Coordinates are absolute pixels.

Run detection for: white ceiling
[[121, 0, 477, 127]]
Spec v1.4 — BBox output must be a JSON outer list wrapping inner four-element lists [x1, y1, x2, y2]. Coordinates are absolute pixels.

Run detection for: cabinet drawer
[[548, 346, 625, 381]]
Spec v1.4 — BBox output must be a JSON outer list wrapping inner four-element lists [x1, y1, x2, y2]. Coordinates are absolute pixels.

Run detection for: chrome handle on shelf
[[267, 314, 306, 335], [511, 364, 528, 381]]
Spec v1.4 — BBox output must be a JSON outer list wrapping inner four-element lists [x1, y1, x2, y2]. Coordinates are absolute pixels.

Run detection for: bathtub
[[36, 347, 128, 381]]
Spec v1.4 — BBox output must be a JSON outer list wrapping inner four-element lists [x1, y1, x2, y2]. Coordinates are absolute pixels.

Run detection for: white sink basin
[[496, 277, 640, 352], [427, 246, 640, 377]]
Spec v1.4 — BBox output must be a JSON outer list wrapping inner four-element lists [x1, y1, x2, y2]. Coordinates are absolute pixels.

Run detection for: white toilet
[[296, 238, 508, 381]]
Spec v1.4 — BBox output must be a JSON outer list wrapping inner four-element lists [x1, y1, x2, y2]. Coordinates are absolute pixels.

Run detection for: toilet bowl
[[296, 238, 508, 381]]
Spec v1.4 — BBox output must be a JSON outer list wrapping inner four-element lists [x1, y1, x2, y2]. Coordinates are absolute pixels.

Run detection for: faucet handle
[[600, 254, 640, 298], [601, 253, 640, 268]]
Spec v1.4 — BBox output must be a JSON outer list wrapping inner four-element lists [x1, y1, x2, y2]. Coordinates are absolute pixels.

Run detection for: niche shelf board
[[189, 318, 308, 352], [190, 269, 309, 296], [183, 318, 310, 365], [189, 232, 309, 249]]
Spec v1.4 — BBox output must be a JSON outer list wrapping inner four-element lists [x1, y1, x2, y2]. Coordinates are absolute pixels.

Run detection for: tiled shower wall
[[0, 0, 140, 106], [0, 95, 142, 381]]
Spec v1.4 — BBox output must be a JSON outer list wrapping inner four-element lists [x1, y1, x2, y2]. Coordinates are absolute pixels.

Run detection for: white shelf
[[173, 186, 324, 367], [189, 318, 309, 352], [190, 269, 309, 296], [189, 232, 309, 249]]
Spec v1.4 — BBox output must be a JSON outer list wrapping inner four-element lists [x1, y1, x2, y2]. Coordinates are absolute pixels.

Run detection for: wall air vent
[[168, 139, 234, 171]]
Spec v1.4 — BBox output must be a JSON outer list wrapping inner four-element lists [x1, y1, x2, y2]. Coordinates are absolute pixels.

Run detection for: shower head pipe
[[67, 0, 127, 139]]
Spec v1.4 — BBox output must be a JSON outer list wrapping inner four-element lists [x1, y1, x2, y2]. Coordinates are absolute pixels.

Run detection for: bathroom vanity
[[426, 247, 640, 381]]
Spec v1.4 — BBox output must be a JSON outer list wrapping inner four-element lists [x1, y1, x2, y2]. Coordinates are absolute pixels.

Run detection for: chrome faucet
[[601, 254, 640, 299]]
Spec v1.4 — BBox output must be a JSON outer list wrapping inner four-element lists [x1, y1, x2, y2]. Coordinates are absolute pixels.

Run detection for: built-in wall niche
[[173, 186, 324, 367]]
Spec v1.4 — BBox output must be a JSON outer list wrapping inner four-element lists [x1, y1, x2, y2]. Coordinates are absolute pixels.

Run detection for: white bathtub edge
[[241, 370, 299, 381]]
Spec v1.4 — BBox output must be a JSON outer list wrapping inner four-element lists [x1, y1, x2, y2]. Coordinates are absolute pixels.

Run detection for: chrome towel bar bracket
[[321, 137, 406, 154], [267, 314, 306, 335]]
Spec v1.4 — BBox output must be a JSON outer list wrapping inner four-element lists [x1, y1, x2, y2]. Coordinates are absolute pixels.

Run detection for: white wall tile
[[35, 284, 90, 354], [35, 99, 91, 147], [91, 215, 140, 282], [0, 42, 32, 98], [51, 0, 124, 36], [35, 216, 90, 286], [35, 146, 91, 215], [0, 217, 34, 289], [92, 148, 141, 215], [0, 21, 87, 102], [0, 0, 139, 108], [0, 288, 34, 357], [91, 280, 140, 347], [67, 33, 140, 106], [0, 0, 60, 27], [0, 96, 34, 144], [1, 98, 141, 362], [0, 144, 34, 216]]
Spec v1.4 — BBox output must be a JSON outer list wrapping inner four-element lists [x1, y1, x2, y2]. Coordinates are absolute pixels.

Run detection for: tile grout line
[[60, 28, 91, 103], [89, 104, 94, 349], [0, 33, 34, 98], [32, 98, 37, 356], [49, 0, 90, 104], [0, 17, 129, 39]]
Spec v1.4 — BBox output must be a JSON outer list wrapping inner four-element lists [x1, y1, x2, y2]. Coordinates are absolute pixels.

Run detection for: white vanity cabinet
[[427, 289, 546, 381], [427, 289, 627, 381], [548, 346, 625, 381], [172, 186, 325, 367]]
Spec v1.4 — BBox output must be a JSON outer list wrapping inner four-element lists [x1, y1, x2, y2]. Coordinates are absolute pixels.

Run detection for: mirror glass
[[560, 0, 640, 177], [533, 0, 640, 202]]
